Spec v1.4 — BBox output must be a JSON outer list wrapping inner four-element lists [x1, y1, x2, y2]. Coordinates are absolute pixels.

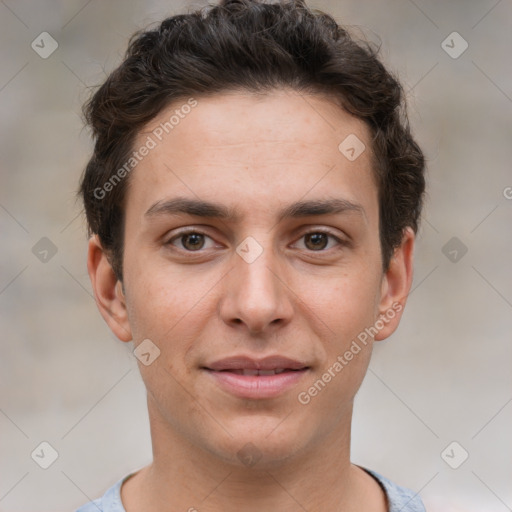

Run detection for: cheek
[[302, 269, 382, 338], [298, 269, 381, 399], [124, 256, 206, 336], [124, 272, 204, 402], [124, 261, 221, 385]]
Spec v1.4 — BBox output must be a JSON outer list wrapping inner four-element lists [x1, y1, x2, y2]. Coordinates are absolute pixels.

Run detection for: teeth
[[239, 369, 288, 376], [242, 369, 259, 376]]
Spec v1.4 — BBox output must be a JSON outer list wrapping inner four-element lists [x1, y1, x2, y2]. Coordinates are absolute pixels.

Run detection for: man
[[77, 0, 426, 510]]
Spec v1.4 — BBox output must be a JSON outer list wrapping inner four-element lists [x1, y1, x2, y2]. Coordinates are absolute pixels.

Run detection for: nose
[[218, 238, 294, 335]]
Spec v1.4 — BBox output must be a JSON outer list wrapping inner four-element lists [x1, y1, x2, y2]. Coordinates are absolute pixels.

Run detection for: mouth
[[216, 368, 299, 376], [202, 355, 310, 399]]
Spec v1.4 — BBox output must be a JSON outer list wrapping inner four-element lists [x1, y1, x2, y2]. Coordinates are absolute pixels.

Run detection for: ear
[[374, 227, 415, 342], [87, 235, 132, 342]]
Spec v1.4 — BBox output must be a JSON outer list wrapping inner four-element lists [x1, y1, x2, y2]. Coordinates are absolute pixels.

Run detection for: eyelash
[[165, 228, 348, 254]]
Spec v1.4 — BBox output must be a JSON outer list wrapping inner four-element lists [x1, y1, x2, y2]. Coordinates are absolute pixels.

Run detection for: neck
[[122, 396, 385, 512]]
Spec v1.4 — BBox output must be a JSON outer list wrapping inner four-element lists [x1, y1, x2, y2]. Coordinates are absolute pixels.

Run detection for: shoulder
[[75, 497, 104, 512], [74, 474, 130, 512], [363, 468, 426, 512]]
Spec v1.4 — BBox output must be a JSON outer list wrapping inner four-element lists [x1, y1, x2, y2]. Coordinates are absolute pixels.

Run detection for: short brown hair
[[79, 0, 425, 281]]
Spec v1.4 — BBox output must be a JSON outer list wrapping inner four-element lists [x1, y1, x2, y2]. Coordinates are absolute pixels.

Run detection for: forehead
[[127, 89, 377, 223]]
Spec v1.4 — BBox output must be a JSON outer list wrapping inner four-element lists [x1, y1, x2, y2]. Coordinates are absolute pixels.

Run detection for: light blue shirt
[[75, 468, 426, 511]]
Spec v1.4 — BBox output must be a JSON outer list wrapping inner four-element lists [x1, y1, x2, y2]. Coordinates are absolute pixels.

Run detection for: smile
[[202, 355, 310, 399]]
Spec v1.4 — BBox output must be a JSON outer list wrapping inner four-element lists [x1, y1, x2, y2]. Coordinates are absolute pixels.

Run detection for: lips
[[202, 355, 310, 399], [225, 368, 289, 376], [204, 355, 309, 372]]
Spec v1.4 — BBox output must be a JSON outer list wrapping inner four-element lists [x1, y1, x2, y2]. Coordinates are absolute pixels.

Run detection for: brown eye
[[180, 233, 205, 251], [304, 232, 329, 251], [167, 231, 215, 251], [295, 230, 345, 252]]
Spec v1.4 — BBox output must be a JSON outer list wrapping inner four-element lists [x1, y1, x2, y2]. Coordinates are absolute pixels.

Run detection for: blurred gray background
[[1, 0, 511, 511]]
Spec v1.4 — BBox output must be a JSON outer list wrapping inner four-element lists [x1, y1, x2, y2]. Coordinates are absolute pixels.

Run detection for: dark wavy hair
[[79, 0, 425, 281]]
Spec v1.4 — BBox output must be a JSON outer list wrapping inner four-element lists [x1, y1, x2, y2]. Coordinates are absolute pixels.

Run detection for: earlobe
[[374, 227, 415, 342], [87, 235, 132, 342]]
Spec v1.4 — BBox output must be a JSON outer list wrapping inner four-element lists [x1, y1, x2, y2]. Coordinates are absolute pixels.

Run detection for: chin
[[200, 414, 311, 469]]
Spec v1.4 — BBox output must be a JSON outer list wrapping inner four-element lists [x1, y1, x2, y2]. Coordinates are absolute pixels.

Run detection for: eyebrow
[[145, 196, 365, 223]]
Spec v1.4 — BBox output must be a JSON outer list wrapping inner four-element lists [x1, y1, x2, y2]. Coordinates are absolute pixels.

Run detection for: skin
[[87, 89, 415, 511]]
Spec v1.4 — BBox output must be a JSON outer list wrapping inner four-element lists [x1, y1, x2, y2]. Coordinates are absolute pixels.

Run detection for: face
[[88, 89, 413, 468]]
